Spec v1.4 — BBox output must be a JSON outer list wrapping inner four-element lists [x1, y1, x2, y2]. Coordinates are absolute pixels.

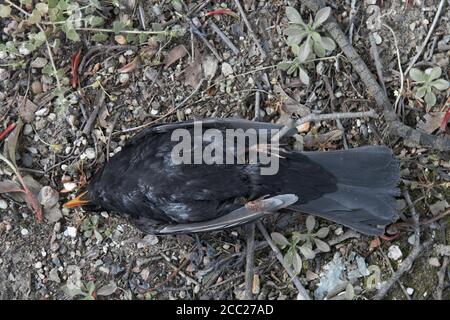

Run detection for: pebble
[[406, 287, 414, 295], [31, 81, 43, 94], [38, 186, 59, 209], [21, 228, 29, 236], [428, 257, 440, 267], [50, 242, 60, 252], [31, 57, 48, 68], [221, 62, 233, 77], [35, 261, 42, 269], [23, 124, 33, 135], [65, 226, 77, 238], [35, 108, 49, 117], [84, 148, 96, 160], [387, 245, 403, 261], [48, 268, 60, 283], [222, 244, 231, 250], [63, 182, 77, 191], [119, 73, 129, 84], [0, 199, 7, 210], [140, 234, 159, 246]]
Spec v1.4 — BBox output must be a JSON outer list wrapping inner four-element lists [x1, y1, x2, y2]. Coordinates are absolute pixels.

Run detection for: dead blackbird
[[65, 119, 400, 236]]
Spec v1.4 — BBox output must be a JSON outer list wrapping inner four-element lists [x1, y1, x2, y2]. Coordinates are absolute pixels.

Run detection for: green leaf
[[88, 16, 104, 27], [409, 68, 425, 82], [415, 86, 427, 98], [171, 0, 183, 12], [28, 10, 43, 24], [0, 4, 11, 18], [315, 227, 329, 239], [284, 26, 306, 37], [271, 232, 290, 247], [345, 283, 355, 300], [65, 28, 80, 42], [424, 91, 436, 107], [286, 31, 308, 46], [426, 67, 442, 81], [92, 33, 108, 42], [320, 36, 336, 51], [48, 0, 59, 8], [298, 37, 312, 62], [278, 61, 293, 71], [291, 43, 300, 56], [36, 3, 49, 14], [314, 238, 330, 252], [287, 63, 298, 75], [313, 40, 325, 58], [292, 251, 302, 274], [283, 249, 294, 267], [306, 215, 315, 233], [431, 79, 449, 91], [299, 67, 309, 85], [313, 7, 331, 29], [97, 282, 117, 296], [286, 6, 304, 25], [299, 245, 315, 259], [113, 21, 126, 34]]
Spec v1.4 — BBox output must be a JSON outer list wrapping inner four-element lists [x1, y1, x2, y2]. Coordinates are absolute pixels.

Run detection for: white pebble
[[0, 199, 7, 210], [63, 182, 77, 191], [387, 245, 403, 261], [84, 148, 96, 160], [35, 108, 48, 117], [428, 257, 440, 267], [406, 287, 414, 295], [65, 226, 77, 238], [34, 261, 42, 269], [221, 62, 233, 77], [21, 228, 29, 236]]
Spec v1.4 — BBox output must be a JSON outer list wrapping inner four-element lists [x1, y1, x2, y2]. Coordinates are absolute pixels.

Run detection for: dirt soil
[[0, 0, 449, 300]]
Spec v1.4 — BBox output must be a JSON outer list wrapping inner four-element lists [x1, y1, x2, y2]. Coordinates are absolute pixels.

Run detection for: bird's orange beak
[[64, 191, 90, 208]]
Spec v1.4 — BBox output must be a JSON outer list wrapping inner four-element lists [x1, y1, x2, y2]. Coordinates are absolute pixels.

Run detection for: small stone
[[35, 108, 49, 117], [21, 228, 29, 236], [119, 73, 129, 84], [31, 81, 43, 94], [0, 199, 7, 210], [387, 245, 403, 261], [84, 148, 96, 160], [150, 109, 159, 115], [407, 235, 416, 245], [48, 268, 60, 283], [35, 261, 42, 269], [50, 242, 60, 252], [203, 55, 218, 79], [63, 182, 77, 191], [334, 227, 344, 236], [221, 62, 233, 77], [65, 226, 77, 238], [140, 234, 159, 246], [23, 124, 33, 135], [406, 287, 414, 295], [223, 244, 230, 250], [38, 186, 59, 209], [31, 57, 48, 68], [428, 257, 440, 267]]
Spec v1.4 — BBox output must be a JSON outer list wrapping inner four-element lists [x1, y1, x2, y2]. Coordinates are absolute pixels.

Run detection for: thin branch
[[296, 110, 378, 127], [233, 0, 267, 60], [382, 23, 403, 113], [208, 20, 240, 56], [244, 223, 255, 300], [369, 33, 387, 96], [404, 0, 446, 75], [436, 257, 449, 300], [82, 91, 105, 135], [256, 221, 311, 300]]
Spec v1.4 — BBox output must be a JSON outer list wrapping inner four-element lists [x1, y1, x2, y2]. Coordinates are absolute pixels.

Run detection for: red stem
[[0, 123, 16, 141]]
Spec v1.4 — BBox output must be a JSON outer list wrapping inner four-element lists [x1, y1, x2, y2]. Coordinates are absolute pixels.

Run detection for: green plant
[[410, 66, 449, 107], [271, 216, 330, 274], [278, 6, 336, 85], [65, 280, 117, 300]]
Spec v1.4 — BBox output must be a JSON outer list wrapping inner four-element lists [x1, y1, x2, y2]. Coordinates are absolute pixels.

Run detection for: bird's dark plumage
[[84, 119, 400, 236]]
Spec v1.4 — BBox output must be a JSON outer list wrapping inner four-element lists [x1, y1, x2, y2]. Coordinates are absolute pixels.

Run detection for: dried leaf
[[184, 52, 203, 88], [118, 56, 140, 73], [164, 45, 188, 68], [0, 180, 22, 194], [114, 35, 126, 45], [70, 49, 82, 88], [345, 283, 355, 300], [19, 97, 38, 123], [369, 237, 381, 249], [417, 112, 446, 134], [273, 85, 310, 117], [4, 119, 23, 167]]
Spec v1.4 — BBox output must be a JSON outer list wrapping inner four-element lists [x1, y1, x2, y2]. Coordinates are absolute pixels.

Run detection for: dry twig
[[244, 223, 255, 299]]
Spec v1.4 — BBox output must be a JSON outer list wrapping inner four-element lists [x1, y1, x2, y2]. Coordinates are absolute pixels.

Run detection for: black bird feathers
[[85, 119, 400, 236]]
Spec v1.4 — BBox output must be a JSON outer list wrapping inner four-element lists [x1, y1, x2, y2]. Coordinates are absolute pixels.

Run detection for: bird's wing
[[133, 194, 299, 235]]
